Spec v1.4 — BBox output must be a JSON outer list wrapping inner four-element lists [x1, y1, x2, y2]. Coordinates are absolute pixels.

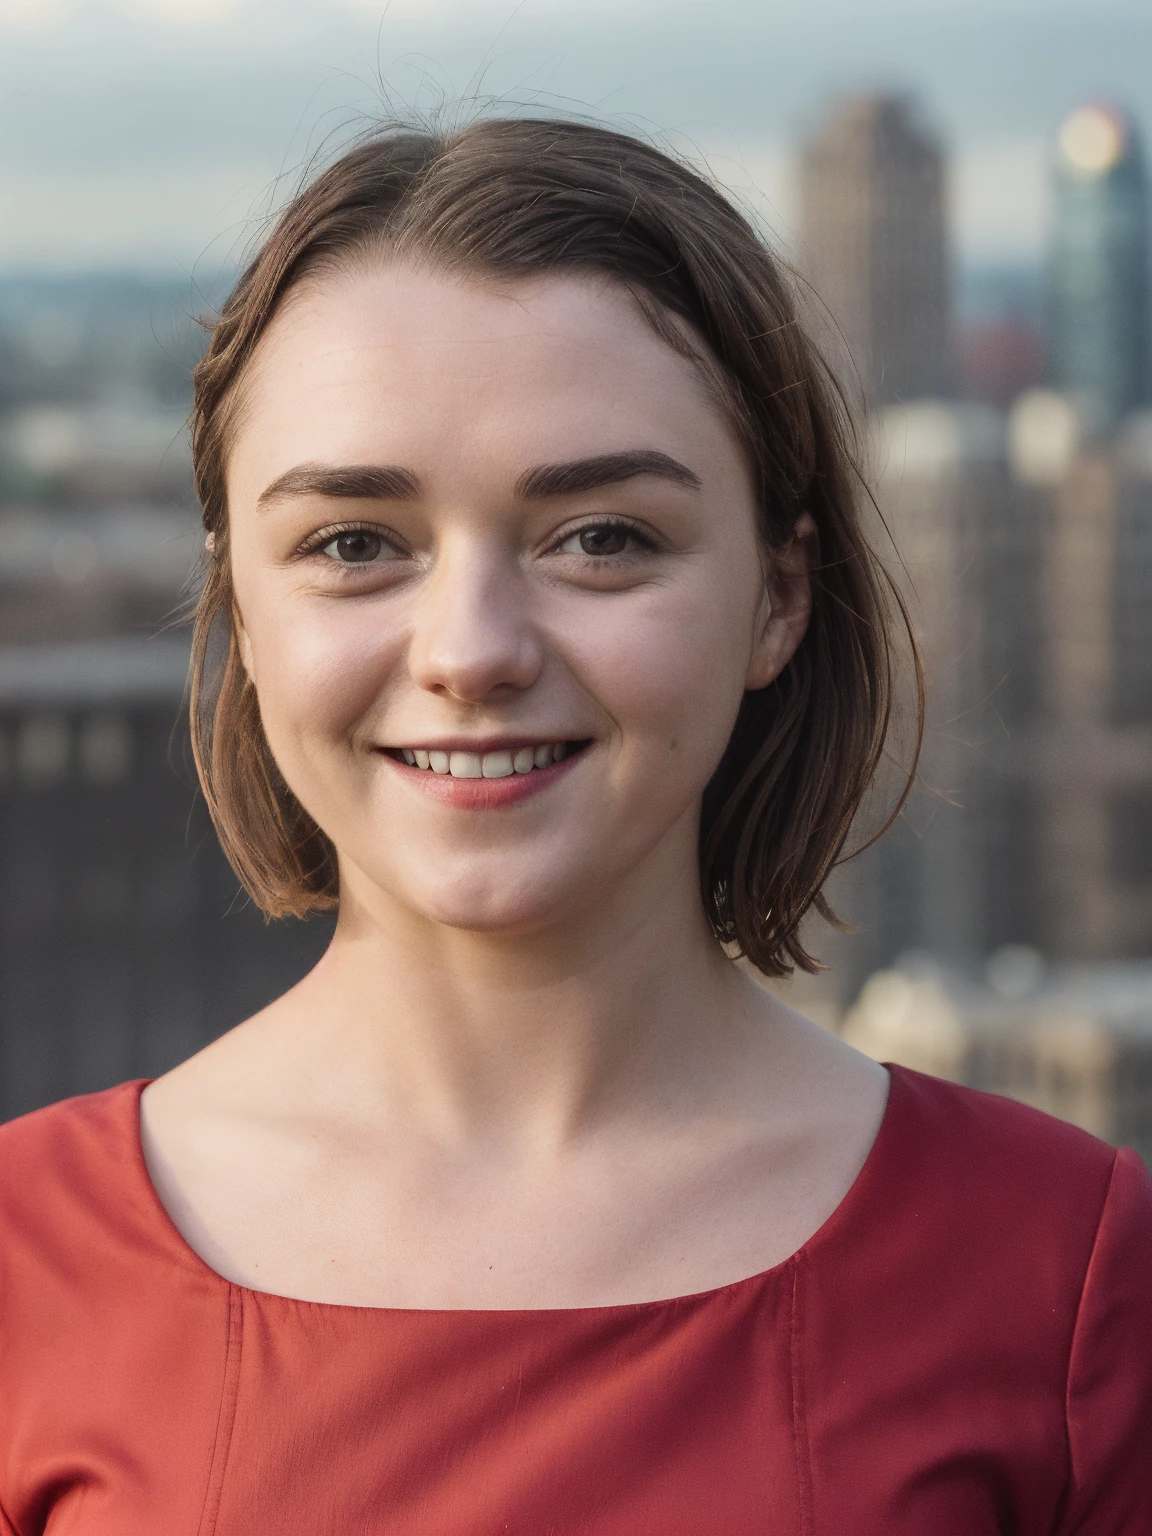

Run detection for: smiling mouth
[[388, 741, 590, 779]]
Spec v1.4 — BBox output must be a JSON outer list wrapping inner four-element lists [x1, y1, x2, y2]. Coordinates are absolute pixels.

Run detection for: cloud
[[0, 0, 1142, 269], [0, 132, 1048, 273], [0, 0, 254, 29], [114, 0, 244, 20], [0, 0, 656, 28], [0, 160, 271, 271], [0, 0, 73, 24], [952, 139, 1049, 261]]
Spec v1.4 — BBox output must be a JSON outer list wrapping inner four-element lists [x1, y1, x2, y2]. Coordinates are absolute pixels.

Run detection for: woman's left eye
[[555, 524, 645, 557], [319, 530, 401, 564]]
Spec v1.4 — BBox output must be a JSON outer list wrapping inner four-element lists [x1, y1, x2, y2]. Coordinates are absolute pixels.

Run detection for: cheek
[[240, 588, 402, 756], [560, 578, 756, 771]]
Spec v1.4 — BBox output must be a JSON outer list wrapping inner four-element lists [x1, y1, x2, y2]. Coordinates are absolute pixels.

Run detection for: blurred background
[[2, 0, 1151, 1164]]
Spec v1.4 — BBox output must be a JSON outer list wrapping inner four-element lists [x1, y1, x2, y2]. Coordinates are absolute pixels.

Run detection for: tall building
[[0, 501, 334, 1122], [845, 402, 1024, 977], [1050, 105, 1150, 429], [799, 95, 950, 405], [0, 635, 333, 1121], [841, 956, 1152, 1167], [1027, 427, 1152, 957], [816, 398, 1152, 1000]]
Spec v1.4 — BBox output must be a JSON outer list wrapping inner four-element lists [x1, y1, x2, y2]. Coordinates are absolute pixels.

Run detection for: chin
[[415, 891, 570, 937], [382, 859, 585, 937]]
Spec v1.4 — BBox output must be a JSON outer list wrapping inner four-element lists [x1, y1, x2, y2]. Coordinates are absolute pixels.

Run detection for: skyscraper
[[799, 95, 950, 406], [1050, 105, 1150, 429]]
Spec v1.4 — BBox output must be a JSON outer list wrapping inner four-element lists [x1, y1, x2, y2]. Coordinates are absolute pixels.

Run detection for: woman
[[1, 119, 1149, 1534]]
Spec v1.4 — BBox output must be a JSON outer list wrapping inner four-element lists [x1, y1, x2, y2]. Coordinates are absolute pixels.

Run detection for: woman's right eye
[[319, 530, 402, 564]]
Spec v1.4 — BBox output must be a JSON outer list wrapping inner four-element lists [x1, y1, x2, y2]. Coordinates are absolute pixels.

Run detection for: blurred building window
[[74, 867, 132, 924], [981, 789, 1041, 950], [1112, 476, 1152, 724], [78, 713, 133, 784], [16, 714, 70, 786], [1110, 789, 1152, 883], [1007, 390, 1082, 486], [0, 650, 335, 1122]]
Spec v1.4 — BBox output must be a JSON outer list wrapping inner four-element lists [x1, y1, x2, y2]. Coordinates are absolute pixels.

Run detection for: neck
[[281, 838, 758, 1148]]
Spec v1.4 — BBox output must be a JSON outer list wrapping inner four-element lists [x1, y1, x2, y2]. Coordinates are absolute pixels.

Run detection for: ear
[[745, 512, 816, 691]]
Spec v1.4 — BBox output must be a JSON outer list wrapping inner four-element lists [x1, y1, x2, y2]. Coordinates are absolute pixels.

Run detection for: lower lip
[[380, 750, 584, 808]]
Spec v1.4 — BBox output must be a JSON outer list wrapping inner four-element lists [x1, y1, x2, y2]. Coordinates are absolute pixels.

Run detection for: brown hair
[[190, 116, 918, 975]]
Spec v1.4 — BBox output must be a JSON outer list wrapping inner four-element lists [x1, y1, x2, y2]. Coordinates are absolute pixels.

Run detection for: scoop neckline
[[125, 1065, 898, 1317]]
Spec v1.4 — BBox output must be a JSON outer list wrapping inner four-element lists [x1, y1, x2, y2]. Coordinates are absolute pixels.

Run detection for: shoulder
[[883, 1062, 1125, 1211], [0, 1082, 184, 1298], [810, 1065, 1151, 1329], [0, 1091, 238, 1525], [878, 1065, 1148, 1262], [800, 1068, 1152, 1472], [877, 1070, 1152, 1523], [0, 1081, 227, 1393], [0, 1080, 147, 1211]]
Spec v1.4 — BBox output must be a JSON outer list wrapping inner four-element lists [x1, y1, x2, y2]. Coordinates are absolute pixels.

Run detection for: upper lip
[[375, 735, 587, 753]]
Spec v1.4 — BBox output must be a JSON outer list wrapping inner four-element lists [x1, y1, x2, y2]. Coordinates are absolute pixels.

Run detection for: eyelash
[[294, 521, 407, 560], [293, 514, 659, 566], [546, 516, 659, 556]]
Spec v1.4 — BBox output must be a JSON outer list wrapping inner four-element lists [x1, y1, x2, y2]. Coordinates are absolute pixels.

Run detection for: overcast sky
[[0, 0, 1148, 275]]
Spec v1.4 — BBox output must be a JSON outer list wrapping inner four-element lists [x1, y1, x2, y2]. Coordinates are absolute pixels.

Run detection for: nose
[[406, 538, 545, 704]]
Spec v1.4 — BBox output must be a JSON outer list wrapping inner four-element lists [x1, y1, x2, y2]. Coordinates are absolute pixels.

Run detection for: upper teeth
[[400, 743, 570, 777]]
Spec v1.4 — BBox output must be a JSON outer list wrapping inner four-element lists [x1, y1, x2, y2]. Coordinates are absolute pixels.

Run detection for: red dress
[[1, 1065, 1150, 1534]]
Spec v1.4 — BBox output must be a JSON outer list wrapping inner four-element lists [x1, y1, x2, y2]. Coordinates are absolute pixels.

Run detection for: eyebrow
[[256, 449, 701, 509], [257, 463, 421, 507], [515, 450, 702, 499]]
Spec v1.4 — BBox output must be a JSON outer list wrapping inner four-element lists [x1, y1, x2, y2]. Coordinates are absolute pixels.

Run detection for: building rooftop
[[0, 635, 190, 707]]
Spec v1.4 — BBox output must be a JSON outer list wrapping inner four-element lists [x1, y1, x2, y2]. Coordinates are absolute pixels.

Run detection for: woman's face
[[226, 265, 810, 934]]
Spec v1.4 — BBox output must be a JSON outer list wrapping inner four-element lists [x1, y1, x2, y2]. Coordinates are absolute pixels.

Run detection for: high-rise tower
[[1050, 105, 1150, 429], [799, 95, 950, 405]]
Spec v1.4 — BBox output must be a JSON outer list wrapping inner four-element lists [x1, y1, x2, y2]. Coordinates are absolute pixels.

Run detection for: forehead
[[228, 265, 740, 501]]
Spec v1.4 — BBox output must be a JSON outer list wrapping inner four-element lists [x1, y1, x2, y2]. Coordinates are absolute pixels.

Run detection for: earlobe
[[744, 513, 816, 691], [235, 614, 257, 686]]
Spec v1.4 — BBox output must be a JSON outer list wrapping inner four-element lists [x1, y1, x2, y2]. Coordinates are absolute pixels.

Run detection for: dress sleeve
[[1059, 1147, 1152, 1532]]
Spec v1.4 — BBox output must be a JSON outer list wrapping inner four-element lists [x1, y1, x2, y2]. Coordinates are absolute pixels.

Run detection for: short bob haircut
[[189, 116, 916, 977]]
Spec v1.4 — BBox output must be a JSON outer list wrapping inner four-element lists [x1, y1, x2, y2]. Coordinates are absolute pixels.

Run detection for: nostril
[[406, 594, 546, 702]]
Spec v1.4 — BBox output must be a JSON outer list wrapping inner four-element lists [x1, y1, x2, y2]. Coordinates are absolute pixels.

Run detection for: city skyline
[[0, 0, 1150, 272], [2, 44, 1152, 1148]]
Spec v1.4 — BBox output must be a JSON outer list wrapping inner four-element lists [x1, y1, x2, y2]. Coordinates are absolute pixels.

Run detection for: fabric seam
[[197, 1283, 244, 1536], [0, 1488, 22, 1536], [790, 1254, 815, 1536], [1054, 1148, 1122, 1534]]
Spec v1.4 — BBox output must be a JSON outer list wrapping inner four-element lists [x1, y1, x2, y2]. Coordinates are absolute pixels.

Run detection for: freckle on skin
[[670, 739, 678, 750]]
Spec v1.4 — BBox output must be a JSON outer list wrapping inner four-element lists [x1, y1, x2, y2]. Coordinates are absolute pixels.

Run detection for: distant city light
[[1051, 102, 1148, 425], [1057, 106, 1125, 175]]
